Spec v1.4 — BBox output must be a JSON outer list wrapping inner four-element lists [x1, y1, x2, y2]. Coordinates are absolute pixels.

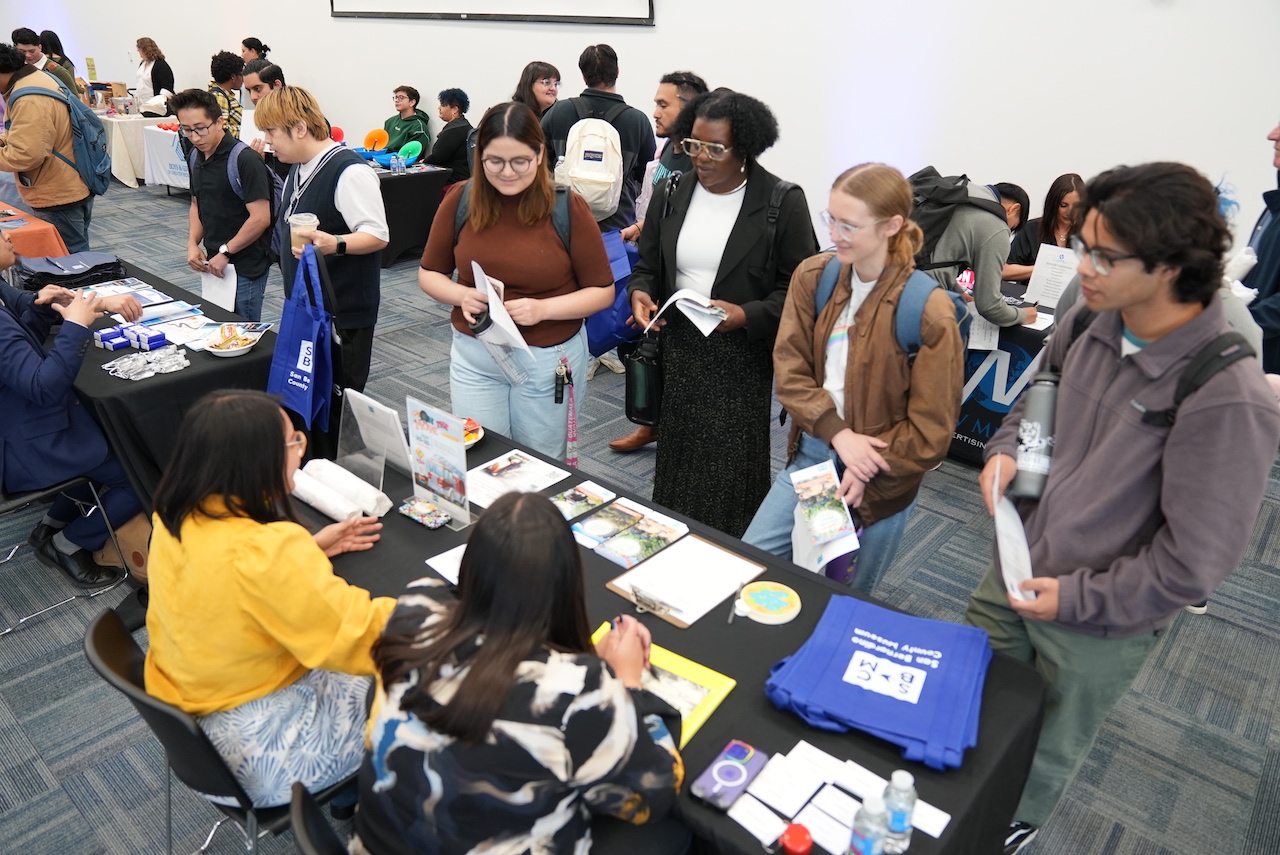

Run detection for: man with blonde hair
[[255, 87, 388, 444]]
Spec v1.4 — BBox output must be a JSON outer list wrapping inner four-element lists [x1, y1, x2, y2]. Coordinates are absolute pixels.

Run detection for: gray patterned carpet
[[0, 180, 1276, 854]]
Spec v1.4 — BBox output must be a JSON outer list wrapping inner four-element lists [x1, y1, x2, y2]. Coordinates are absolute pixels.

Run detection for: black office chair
[[0, 477, 127, 636], [290, 782, 349, 855], [83, 609, 355, 854]]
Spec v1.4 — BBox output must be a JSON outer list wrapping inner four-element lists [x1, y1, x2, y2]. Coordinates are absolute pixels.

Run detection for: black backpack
[[908, 166, 1007, 282], [1056, 308, 1256, 427]]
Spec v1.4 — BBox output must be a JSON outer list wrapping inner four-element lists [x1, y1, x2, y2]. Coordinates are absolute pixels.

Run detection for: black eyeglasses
[[1069, 235, 1140, 276]]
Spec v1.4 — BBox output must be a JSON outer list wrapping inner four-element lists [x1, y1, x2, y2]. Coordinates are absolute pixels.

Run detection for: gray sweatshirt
[[924, 182, 1020, 327], [987, 296, 1280, 638]]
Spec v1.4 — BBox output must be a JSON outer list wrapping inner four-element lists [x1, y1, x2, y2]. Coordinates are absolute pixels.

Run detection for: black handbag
[[623, 331, 662, 426]]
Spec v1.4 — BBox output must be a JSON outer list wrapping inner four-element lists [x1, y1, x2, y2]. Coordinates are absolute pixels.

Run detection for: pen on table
[[727, 582, 744, 624]]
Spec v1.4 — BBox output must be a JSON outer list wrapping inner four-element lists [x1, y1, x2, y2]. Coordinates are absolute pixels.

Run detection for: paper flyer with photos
[[791, 460, 856, 544], [594, 508, 689, 569], [466, 451, 570, 509], [550, 481, 617, 520], [572, 497, 647, 548], [406, 397, 470, 523]]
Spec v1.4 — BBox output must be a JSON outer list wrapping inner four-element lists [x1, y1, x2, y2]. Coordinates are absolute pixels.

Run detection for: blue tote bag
[[267, 245, 334, 430], [586, 230, 642, 357]]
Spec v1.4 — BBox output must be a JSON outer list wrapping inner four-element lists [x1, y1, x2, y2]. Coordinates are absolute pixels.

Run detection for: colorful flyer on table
[[572, 498, 647, 548], [595, 508, 689, 569], [791, 460, 856, 545], [550, 480, 617, 520], [466, 451, 570, 508], [406, 397, 470, 524]]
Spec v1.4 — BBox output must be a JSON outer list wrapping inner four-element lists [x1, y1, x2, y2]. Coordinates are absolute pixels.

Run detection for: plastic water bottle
[[1008, 371, 1059, 499], [469, 311, 528, 385], [883, 771, 917, 853], [848, 794, 888, 855]]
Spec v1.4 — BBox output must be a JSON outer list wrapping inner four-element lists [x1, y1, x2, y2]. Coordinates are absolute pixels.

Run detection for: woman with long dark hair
[[1003, 173, 1085, 281], [144, 390, 393, 807], [743, 164, 965, 594], [39, 30, 73, 77], [628, 89, 818, 537], [418, 101, 614, 460], [353, 492, 685, 855], [511, 60, 561, 116]]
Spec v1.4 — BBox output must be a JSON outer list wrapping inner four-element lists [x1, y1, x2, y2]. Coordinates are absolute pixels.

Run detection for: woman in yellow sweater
[[144, 389, 396, 807]]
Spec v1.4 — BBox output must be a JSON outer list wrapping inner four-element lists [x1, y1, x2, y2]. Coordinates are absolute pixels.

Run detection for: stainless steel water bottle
[[1008, 371, 1059, 499]]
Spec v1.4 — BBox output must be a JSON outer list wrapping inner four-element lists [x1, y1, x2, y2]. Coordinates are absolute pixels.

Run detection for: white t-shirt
[[135, 61, 155, 103], [823, 266, 878, 421], [674, 181, 746, 299], [292, 142, 390, 241]]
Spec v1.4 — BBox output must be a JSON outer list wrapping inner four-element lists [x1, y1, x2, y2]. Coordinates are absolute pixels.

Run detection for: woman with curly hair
[[511, 60, 560, 115], [134, 37, 174, 109], [628, 90, 818, 537]]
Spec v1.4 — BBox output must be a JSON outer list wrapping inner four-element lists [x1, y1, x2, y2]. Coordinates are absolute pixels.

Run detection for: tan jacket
[[774, 252, 965, 526], [0, 65, 90, 208]]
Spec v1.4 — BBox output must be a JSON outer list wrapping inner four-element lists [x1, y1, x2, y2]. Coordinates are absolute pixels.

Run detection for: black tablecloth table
[[950, 283, 1054, 465], [326, 433, 1044, 855], [378, 166, 452, 268], [73, 263, 277, 506]]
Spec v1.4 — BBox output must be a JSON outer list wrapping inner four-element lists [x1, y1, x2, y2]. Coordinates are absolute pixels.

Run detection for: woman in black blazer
[[628, 90, 817, 537]]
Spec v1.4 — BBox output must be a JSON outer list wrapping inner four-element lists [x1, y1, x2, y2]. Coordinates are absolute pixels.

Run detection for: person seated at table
[[0, 231, 145, 587], [144, 389, 395, 808], [422, 87, 472, 181], [511, 60, 560, 116], [994, 181, 1030, 238], [39, 30, 73, 78], [1003, 173, 1084, 282], [742, 164, 964, 595], [207, 50, 244, 138], [353, 491, 688, 855], [135, 37, 174, 116], [419, 101, 614, 461], [384, 85, 431, 153], [240, 37, 270, 65]]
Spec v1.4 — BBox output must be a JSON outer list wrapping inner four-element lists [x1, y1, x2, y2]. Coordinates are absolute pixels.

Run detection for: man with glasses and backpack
[[171, 88, 276, 322]]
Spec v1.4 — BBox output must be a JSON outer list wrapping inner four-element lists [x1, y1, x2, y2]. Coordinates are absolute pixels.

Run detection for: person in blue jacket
[[1245, 121, 1280, 372], [0, 232, 145, 586]]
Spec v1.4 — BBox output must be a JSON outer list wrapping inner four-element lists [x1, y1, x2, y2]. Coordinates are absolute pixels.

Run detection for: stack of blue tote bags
[[766, 595, 992, 770]]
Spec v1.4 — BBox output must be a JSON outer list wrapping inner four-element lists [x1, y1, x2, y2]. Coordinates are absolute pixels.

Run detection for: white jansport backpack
[[554, 98, 627, 222]]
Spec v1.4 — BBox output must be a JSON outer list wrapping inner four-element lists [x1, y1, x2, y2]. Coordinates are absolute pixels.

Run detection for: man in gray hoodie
[[967, 162, 1280, 854]]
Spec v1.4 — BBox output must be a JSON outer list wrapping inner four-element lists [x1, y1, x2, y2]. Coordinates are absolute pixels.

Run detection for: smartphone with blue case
[[691, 740, 768, 810]]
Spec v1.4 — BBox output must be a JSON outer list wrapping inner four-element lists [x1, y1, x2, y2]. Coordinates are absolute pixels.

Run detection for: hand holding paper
[[471, 261, 531, 354], [991, 458, 1036, 602]]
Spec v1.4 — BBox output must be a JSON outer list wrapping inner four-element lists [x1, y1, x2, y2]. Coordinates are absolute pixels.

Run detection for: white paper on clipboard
[[471, 260, 531, 355]]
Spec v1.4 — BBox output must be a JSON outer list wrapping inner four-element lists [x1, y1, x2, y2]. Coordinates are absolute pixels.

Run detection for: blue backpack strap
[[225, 141, 249, 201], [814, 254, 842, 318], [9, 84, 73, 172], [895, 271, 938, 358], [550, 185, 572, 253]]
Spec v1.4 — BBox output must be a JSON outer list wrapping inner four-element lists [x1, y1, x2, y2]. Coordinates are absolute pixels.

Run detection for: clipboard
[[605, 535, 766, 629]]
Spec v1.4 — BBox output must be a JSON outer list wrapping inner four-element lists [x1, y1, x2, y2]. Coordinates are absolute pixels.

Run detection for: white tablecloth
[[102, 115, 164, 188], [142, 125, 189, 190]]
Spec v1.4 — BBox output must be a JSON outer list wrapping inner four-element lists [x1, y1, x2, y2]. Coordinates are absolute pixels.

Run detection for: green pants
[[964, 564, 1162, 827]]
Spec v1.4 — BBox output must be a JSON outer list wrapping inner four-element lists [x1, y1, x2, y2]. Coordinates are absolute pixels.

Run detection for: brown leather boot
[[609, 425, 659, 452]]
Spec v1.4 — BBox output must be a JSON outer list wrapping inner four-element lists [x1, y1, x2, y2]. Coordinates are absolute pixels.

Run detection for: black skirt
[[653, 310, 774, 538]]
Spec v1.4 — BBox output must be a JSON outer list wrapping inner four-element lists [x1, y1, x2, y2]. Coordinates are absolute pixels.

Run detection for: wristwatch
[[218, 243, 231, 258], [334, 235, 347, 257]]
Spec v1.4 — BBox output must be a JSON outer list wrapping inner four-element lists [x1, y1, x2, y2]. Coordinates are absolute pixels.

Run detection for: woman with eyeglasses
[[144, 389, 393, 808], [741, 164, 965, 594], [353, 492, 688, 855], [419, 102, 614, 460], [628, 89, 818, 538], [511, 60, 561, 116]]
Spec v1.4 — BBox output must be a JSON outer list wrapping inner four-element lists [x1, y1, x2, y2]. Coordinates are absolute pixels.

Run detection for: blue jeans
[[235, 269, 269, 321], [742, 433, 918, 595], [449, 325, 589, 461], [40, 198, 94, 253]]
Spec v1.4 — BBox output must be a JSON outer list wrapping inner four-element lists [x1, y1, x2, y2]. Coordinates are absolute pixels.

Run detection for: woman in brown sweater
[[418, 101, 614, 460]]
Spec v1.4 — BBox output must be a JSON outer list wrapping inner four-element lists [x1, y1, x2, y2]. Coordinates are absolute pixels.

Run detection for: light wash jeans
[[235, 269, 270, 321], [449, 325, 589, 461], [742, 432, 918, 595]]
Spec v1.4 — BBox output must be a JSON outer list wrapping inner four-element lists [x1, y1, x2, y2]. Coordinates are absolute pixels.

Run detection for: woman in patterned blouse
[[353, 492, 689, 854]]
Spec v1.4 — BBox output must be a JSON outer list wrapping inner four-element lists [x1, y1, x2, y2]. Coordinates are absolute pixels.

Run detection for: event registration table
[[72, 263, 276, 505], [102, 114, 166, 188], [327, 433, 1045, 855]]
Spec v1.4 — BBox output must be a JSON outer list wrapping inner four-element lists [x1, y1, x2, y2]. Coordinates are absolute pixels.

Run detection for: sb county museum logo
[[956, 342, 1044, 444]]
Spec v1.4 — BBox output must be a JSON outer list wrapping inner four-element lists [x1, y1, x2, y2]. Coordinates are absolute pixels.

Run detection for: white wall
[[37, 0, 1280, 239]]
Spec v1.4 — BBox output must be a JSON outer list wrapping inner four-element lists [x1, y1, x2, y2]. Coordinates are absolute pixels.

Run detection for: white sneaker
[[597, 352, 625, 373], [1004, 822, 1038, 854], [1184, 600, 1208, 615]]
